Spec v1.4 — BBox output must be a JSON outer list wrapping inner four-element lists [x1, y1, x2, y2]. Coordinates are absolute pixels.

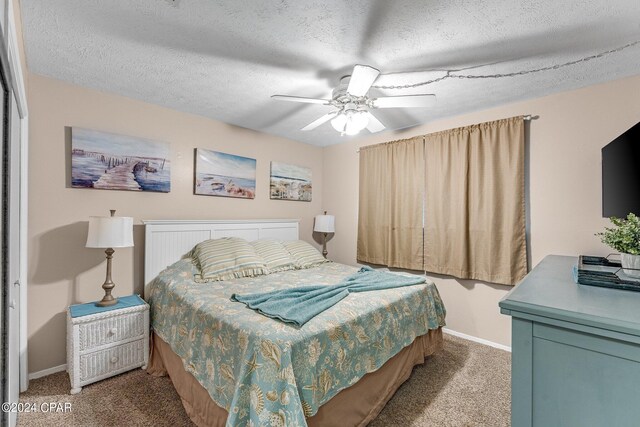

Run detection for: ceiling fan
[[271, 64, 436, 136]]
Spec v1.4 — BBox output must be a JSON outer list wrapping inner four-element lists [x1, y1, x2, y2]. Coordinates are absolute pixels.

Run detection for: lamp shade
[[314, 214, 335, 233], [86, 216, 134, 248]]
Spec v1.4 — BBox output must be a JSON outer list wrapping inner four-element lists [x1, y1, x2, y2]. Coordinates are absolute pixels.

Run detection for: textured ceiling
[[20, 0, 640, 146]]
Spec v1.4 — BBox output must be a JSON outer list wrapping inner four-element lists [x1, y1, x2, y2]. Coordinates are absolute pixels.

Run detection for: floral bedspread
[[148, 259, 446, 427]]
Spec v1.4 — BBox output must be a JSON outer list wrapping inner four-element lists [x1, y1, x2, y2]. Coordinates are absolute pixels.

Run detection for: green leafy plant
[[597, 213, 640, 255]]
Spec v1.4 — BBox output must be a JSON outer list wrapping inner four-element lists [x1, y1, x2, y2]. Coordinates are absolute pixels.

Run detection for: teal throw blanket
[[231, 266, 426, 326]]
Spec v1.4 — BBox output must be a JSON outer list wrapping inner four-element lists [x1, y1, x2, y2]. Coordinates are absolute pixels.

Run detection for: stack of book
[[575, 255, 640, 292]]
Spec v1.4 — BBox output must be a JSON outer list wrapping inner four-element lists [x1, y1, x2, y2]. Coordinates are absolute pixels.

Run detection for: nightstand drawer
[[79, 339, 145, 383], [78, 311, 145, 352]]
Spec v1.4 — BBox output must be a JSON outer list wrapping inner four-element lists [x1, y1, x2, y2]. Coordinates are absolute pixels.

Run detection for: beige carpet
[[18, 335, 510, 426]]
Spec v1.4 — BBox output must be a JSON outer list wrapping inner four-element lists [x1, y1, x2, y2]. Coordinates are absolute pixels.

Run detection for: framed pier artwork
[[194, 148, 256, 199], [270, 161, 312, 201], [71, 127, 171, 192]]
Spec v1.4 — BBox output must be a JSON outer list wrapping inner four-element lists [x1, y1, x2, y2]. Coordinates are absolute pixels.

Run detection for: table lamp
[[314, 211, 335, 258], [86, 209, 134, 306]]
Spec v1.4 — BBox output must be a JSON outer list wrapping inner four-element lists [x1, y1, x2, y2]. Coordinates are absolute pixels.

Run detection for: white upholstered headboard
[[143, 219, 300, 296]]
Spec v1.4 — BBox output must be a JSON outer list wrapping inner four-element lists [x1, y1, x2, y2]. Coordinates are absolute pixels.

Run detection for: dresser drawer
[[78, 310, 145, 352], [79, 339, 145, 383]]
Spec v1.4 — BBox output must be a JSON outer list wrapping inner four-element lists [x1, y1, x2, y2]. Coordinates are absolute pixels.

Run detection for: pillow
[[282, 240, 329, 269], [191, 237, 267, 282], [250, 240, 296, 273]]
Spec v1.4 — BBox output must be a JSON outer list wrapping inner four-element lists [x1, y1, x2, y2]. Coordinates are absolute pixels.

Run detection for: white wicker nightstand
[[66, 295, 149, 394]]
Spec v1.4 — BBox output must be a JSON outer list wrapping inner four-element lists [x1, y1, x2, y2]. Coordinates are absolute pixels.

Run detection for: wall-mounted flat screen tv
[[602, 121, 640, 218]]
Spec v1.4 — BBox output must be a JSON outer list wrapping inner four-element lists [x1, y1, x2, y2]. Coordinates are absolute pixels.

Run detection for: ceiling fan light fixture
[[331, 110, 368, 136], [330, 113, 347, 133], [346, 111, 369, 135]]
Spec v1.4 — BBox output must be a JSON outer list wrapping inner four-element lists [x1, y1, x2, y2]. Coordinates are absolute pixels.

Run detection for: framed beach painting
[[270, 161, 312, 201], [71, 127, 170, 192], [194, 149, 256, 199]]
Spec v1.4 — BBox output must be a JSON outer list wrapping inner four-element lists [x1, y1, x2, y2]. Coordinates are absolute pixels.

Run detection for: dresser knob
[[109, 328, 118, 335], [110, 356, 118, 363]]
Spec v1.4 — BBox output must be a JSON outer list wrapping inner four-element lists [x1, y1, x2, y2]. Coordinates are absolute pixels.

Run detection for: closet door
[[0, 45, 5, 425], [0, 25, 17, 426], [6, 88, 19, 427]]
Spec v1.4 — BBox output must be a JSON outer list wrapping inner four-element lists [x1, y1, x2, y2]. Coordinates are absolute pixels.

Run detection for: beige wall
[[323, 74, 640, 347], [27, 74, 324, 373]]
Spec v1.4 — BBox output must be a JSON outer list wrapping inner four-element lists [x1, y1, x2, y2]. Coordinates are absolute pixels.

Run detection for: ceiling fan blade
[[346, 65, 380, 97], [272, 95, 332, 105], [365, 112, 385, 133], [371, 94, 437, 108], [301, 111, 339, 131]]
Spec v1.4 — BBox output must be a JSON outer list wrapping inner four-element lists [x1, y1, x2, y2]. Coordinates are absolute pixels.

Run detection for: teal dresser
[[500, 255, 640, 427]]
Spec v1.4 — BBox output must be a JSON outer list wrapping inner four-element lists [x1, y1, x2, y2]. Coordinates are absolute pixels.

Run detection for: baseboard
[[28, 363, 67, 380], [443, 328, 511, 352]]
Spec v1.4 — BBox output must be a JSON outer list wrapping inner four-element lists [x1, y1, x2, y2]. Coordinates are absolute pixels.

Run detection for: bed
[[143, 219, 446, 427]]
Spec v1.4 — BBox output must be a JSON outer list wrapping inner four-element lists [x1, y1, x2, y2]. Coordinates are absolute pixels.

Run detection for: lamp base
[[322, 233, 328, 258], [96, 247, 118, 307], [96, 295, 119, 307]]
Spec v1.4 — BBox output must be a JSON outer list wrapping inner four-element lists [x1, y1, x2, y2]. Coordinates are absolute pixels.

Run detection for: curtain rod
[[356, 115, 537, 153]]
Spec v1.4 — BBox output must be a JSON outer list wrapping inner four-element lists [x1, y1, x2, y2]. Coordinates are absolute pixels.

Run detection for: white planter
[[620, 253, 640, 278]]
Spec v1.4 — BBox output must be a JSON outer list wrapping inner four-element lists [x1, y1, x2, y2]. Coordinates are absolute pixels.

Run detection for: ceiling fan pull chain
[[372, 40, 639, 90]]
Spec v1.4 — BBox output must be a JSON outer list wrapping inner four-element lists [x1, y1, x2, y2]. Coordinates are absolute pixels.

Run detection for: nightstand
[[67, 295, 149, 394]]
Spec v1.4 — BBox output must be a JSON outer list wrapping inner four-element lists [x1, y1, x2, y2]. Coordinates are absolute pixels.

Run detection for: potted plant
[[597, 213, 640, 277]]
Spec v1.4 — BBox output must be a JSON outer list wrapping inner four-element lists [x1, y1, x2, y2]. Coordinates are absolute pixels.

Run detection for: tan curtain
[[424, 116, 527, 285], [357, 137, 425, 270]]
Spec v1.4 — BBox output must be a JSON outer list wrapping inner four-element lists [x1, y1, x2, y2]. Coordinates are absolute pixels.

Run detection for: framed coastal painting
[[270, 161, 312, 201], [194, 149, 256, 199], [71, 127, 170, 192]]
